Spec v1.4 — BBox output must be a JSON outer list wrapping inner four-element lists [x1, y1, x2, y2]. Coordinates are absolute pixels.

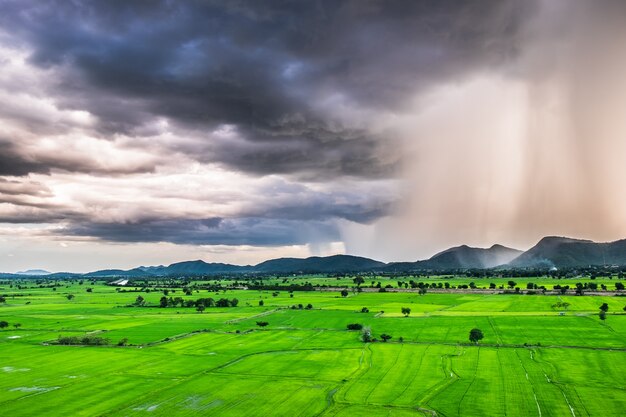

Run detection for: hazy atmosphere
[[1, 0, 626, 272]]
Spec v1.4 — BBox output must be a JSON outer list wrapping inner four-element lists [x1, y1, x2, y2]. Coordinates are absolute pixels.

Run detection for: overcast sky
[[1, 0, 626, 272]]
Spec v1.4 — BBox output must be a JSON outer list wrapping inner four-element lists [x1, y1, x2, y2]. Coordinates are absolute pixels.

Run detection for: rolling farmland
[[1, 278, 625, 416]]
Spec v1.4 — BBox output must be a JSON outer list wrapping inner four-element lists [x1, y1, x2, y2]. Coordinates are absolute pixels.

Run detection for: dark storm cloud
[[206, 126, 397, 179], [61, 217, 340, 246], [0, 141, 48, 176], [47, 186, 389, 245], [0, 0, 534, 178]]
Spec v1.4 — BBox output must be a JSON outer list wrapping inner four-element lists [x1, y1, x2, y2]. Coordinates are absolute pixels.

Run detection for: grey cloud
[[60, 217, 340, 246], [0, 179, 52, 197], [0, 140, 155, 176], [205, 126, 399, 180], [0, 141, 49, 176]]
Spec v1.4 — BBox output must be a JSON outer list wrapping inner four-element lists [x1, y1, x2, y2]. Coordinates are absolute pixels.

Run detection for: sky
[[1, 0, 626, 272]]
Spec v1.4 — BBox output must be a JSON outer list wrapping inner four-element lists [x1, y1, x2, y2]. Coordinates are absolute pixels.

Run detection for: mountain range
[[4, 236, 626, 277]]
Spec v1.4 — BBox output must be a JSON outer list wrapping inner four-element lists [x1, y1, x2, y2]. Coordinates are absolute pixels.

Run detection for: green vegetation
[[0, 277, 624, 416], [469, 328, 484, 344]]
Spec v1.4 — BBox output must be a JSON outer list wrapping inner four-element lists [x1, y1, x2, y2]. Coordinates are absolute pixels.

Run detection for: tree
[[347, 323, 363, 331], [258, 299, 264, 306], [551, 301, 570, 310], [0, 321, 8, 329], [13, 323, 21, 329], [600, 303, 609, 313], [340, 289, 349, 297], [353, 276, 365, 286], [361, 307, 369, 313], [305, 303, 313, 310], [66, 294, 75, 301], [135, 295, 145, 306], [507, 281, 516, 289], [599, 310, 607, 321], [361, 326, 372, 343], [196, 305, 206, 313], [380, 334, 392, 342], [469, 328, 484, 344], [401, 307, 411, 317], [256, 321, 269, 327], [159, 296, 168, 308], [0, 296, 6, 303], [615, 282, 625, 291], [117, 338, 129, 346]]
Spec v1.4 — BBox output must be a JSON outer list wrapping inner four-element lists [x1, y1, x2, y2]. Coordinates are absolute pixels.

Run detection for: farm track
[[514, 349, 542, 417], [392, 344, 432, 404], [363, 344, 404, 403], [417, 348, 462, 411], [224, 307, 282, 324]]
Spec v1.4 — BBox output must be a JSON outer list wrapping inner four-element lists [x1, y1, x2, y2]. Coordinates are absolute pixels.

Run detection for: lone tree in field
[[258, 299, 264, 306], [66, 294, 75, 301], [401, 307, 411, 317], [380, 334, 392, 342], [159, 296, 168, 308], [469, 328, 484, 344], [340, 289, 349, 297], [256, 321, 269, 327], [0, 321, 8, 329], [599, 310, 607, 321], [196, 305, 206, 313], [353, 276, 365, 286], [0, 296, 5, 303], [361, 326, 372, 343], [599, 303, 609, 313], [347, 323, 363, 330]]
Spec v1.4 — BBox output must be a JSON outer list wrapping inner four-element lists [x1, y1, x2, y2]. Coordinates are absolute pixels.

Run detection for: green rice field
[[1, 279, 625, 416]]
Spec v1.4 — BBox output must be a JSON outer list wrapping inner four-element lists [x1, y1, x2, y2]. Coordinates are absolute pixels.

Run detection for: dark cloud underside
[[61, 217, 340, 246], [0, 0, 532, 178]]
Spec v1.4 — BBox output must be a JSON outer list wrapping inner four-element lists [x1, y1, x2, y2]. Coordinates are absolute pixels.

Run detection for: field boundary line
[[363, 344, 404, 404], [224, 307, 282, 324]]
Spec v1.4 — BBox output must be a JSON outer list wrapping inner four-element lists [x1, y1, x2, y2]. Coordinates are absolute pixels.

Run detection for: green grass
[[0, 279, 624, 416]]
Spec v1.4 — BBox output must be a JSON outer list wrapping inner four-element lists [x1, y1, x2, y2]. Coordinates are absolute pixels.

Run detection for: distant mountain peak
[[15, 269, 51, 275], [507, 236, 626, 268], [537, 236, 593, 244]]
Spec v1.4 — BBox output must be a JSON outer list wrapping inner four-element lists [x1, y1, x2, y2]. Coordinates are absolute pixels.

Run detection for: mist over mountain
[[507, 236, 626, 268], [382, 244, 522, 272]]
